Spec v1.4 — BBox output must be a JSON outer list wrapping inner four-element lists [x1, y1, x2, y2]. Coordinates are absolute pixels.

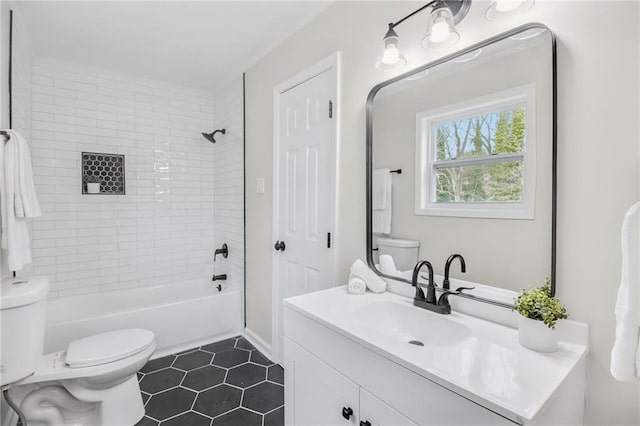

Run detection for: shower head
[[202, 129, 226, 143]]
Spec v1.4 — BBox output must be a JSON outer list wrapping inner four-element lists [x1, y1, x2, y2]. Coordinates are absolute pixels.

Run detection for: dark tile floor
[[136, 336, 284, 426]]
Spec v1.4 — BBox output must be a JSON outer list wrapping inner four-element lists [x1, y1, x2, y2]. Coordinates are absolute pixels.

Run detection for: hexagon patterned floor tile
[[137, 336, 284, 425], [211, 347, 250, 368]]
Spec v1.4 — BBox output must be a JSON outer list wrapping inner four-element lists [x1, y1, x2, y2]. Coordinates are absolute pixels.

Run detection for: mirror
[[366, 24, 556, 299]]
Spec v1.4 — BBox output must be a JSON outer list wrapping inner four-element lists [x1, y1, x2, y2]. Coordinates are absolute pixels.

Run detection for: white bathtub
[[43, 282, 243, 358]]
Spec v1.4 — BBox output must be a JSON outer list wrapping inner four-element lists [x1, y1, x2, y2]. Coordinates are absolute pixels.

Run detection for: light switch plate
[[256, 178, 265, 194]]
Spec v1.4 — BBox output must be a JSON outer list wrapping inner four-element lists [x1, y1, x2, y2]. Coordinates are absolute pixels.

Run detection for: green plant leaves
[[514, 278, 568, 329]]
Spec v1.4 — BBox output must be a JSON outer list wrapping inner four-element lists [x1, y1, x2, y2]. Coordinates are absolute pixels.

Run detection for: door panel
[[285, 339, 358, 426], [275, 69, 335, 364]]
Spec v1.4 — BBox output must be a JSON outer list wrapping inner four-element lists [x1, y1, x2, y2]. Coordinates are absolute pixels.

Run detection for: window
[[415, 84, 536, 219]]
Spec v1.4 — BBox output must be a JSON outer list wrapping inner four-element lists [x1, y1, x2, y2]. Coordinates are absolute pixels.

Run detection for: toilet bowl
[[1, 277, 156, 426]]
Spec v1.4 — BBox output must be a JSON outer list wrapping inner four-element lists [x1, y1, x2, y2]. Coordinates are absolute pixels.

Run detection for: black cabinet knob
[[360, 421, 372, 426], [274, 241, 286, 251], [342, 407, 353, 420]]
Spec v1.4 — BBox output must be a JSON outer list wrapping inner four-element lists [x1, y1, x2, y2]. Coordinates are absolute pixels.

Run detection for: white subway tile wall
[[213, 77, 244, 292], [30, 57, 219, 298], [2, 9, 34, 279]]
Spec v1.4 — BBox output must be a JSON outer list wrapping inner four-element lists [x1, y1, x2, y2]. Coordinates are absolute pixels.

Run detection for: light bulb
[[382, 45, 400, 65], [430, 20, 451, 43], [495, 0, 521, 12]]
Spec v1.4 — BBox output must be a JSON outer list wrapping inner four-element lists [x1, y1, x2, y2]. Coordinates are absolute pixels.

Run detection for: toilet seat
[[66, 329, 155, 368]]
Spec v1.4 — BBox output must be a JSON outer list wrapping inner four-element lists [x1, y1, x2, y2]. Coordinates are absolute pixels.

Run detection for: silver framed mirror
[[366, 23, 557, 307]]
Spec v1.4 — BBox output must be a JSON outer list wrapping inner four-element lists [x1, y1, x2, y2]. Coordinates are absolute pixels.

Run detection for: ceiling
[[17, 1, 330, 92]]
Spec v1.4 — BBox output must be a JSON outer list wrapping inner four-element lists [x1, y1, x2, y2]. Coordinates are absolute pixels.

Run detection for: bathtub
[[43, 282, 243, 358]]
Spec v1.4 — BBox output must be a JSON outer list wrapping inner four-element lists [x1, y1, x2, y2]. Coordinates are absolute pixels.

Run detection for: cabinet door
[[359, 389, 418, 426], [285, 338, 359, 426]]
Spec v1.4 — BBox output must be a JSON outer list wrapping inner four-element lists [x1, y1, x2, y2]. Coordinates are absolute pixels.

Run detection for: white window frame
[[415, 84, 537, 220]]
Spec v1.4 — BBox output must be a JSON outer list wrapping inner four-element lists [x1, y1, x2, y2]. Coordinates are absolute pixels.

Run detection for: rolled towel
[[350, 259, 387, 293], [347, 274, 366, 295]]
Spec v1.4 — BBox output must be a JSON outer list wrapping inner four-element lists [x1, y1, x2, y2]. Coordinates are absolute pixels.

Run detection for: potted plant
[[86, 175, 101, 194], [514, 279, 568, 353]]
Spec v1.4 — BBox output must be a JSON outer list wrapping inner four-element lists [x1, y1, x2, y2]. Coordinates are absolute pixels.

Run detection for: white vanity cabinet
[[286, 337, 417, 426], [284, 287, 588, 426], [284, 306, 516, 426]]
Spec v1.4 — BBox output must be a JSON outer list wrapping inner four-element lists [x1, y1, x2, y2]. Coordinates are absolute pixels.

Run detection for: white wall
[[213, 76, 245, 295], [28, 57, 217, 297], [244, 1, 639, 424]]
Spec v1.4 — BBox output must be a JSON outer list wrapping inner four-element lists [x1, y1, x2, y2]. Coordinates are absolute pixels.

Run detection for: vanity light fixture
[[375, 25, 408, 71], [485, 0, 535, 21], [375, 0, 471, 70]]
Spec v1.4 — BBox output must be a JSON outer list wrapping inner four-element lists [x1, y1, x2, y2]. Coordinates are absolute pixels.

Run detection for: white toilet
[[376, 237, 420, 272], [1, 276, 156, 426]]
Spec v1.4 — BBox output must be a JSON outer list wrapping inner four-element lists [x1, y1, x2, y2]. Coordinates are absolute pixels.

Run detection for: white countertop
[[284, 286, 588, 424]]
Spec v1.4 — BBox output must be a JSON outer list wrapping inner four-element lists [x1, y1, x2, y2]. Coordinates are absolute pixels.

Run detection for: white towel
[[9, 131, 41, 218], [372, 169, 392, 234], [611, 201, 640, 381], [347, 274, 366, 295], [350, 259, 386, 293], [1, 130, 40, 271]]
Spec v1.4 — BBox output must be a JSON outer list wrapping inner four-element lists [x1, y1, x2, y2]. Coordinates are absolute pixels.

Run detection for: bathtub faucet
[[214, 244, 228, 261]]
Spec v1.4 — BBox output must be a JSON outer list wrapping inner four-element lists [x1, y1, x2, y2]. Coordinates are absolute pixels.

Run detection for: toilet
[[0, 276, 156, 426], [376, 237, 420, 272]]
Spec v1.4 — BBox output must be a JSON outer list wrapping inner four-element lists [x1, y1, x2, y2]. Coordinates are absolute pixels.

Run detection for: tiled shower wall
[[213, 77, 244, 292], [29, 57, 217, 297], [1, 8, 32, 279]]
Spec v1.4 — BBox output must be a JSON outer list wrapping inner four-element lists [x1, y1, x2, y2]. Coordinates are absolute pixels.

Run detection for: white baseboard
[[243, 328, 273, 361]]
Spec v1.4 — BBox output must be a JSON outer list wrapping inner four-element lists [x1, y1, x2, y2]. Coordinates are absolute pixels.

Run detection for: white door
[[274, 67, 336, 365]]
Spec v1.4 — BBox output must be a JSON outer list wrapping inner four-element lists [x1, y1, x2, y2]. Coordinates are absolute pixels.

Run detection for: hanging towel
[[611, 201, 640, 381], [1, 130, 41, 271], [373, 168, 392, 234], [350, 259, 386, 293], [5, 130, 41, 218]]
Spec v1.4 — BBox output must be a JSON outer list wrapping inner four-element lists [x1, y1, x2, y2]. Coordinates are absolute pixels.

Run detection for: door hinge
[[329, 100, 333, 119], [327, 232, 331, 248]]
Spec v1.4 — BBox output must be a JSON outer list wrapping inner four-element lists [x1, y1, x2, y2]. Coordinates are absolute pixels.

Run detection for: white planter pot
[[87, 182, 101, 194], [518, 315, 559, 353]]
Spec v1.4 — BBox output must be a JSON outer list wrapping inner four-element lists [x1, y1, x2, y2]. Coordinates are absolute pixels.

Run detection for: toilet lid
[[66, 329, 155, 368]]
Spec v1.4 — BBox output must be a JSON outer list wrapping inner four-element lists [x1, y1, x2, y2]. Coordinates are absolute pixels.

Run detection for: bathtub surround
[[244, 1, 639, 424], [136, 336, 284, 426], [26, 57, 216, 297], [1, 3, 33, 278]]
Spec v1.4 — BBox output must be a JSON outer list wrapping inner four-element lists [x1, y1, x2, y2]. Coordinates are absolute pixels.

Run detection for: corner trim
[[243, 328, 274, 362]]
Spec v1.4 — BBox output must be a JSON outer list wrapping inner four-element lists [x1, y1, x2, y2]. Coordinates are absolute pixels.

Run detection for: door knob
[[274, 241, 286, 251], [342, 407, 353, 420]]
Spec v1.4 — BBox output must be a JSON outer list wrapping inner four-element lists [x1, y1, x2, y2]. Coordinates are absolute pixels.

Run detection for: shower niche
[[81, 152, 126, 195]]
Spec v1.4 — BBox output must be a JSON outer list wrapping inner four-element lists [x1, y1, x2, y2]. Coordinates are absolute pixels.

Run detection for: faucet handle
[[437, 286, 475, 307]]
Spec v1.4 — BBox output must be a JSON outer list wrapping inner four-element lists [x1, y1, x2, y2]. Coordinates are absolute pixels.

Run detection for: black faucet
[[214, 244, 228, 261], [443, 254, 466, 290], [411, 260, 450, 314], [212, 274, 227, 281]]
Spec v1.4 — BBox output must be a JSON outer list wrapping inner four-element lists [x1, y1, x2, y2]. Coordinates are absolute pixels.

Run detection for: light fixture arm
[[387, 0, 440, 32]]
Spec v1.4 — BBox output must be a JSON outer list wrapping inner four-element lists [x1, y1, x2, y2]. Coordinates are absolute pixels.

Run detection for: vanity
[[283, 287, 587, 425]]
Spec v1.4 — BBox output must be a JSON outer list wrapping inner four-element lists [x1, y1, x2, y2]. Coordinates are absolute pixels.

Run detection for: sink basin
[[352, 300, 471, 347]]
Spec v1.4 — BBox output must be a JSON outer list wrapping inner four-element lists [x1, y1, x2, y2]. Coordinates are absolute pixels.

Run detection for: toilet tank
[[1, 276, 49, 386], [377, 237, 420, 272]]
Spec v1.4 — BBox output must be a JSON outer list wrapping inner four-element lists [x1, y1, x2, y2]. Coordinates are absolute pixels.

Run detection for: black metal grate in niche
[[82, 152, 125, 195]]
